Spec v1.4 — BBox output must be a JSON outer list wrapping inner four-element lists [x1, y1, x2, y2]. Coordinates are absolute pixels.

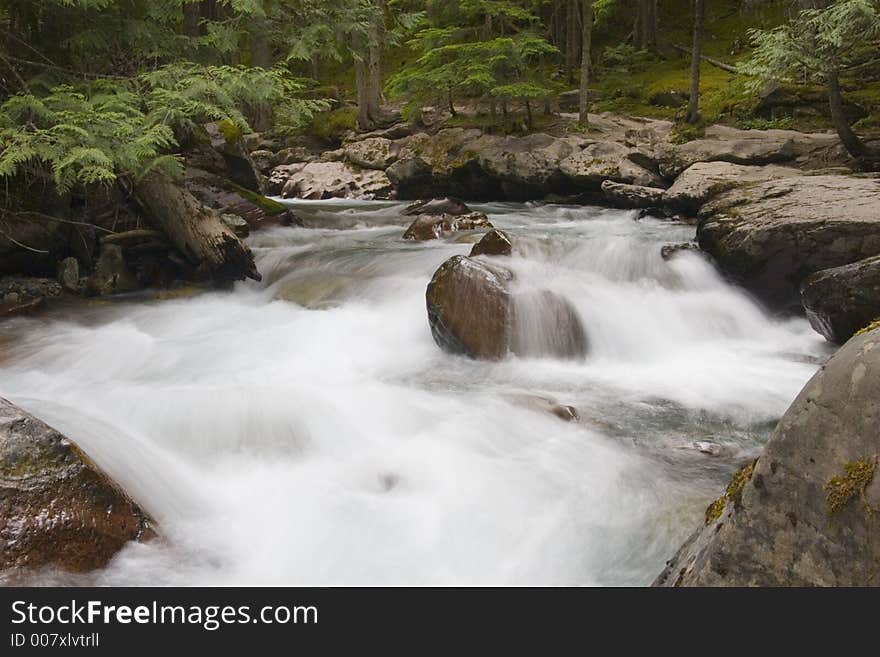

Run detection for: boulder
[[664, 162, 800, 213], [477, 133, 578, 197], [0, 398, 154, 573], [425, 255, 588, 360], [250, 149, 276, 174], [801, 256, 880, 343], [274, 146, 314, 165], [402, 212, 492, 241], [470, 229, 513, 257], [402, 197, 472, 217], [656, 125, 842, 179], [278, 162, 393, 200], [697, 175, 880, 310], [601, 180, 665, 209], [559, 141, 663, 189], [202, 121, 265, 193], [344, 137, 397, 170], [654, 327, 880, 586]]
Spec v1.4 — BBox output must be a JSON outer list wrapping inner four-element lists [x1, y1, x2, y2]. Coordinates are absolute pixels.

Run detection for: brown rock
[[403, 212, 492, 241], [470, 229, 513, 257], [0, 398, 154, 574]]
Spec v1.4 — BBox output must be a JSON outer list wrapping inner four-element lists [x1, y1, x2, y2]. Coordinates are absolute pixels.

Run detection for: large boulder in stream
[[470, 229, 513, 257], [0, 398, 154, 575], [697, 175, 880, 311], [275, 161, 393, 200], [663, 161, 800, 213], [801, 256, 880, 343], [654, 327, 880, 587], [425, 255, 588, 360]]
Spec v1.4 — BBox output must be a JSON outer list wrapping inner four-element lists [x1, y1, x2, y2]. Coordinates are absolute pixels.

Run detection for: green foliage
[[311, 106, 358, 141], [600, 44, 657, 76], [740, 0, 880, 86], [738, 115, 794, 131], [0, 62, 323, 192]]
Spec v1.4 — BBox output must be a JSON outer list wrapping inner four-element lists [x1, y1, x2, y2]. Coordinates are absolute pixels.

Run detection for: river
[[0, 200, 830, 585]]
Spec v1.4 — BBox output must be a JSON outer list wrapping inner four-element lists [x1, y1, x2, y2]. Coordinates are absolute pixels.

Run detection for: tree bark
[[686, 0, 705, 124], [135, 173, 260, 282], [183, 2, 201, 37], [366, 0, 385, 123], [578, 0, 594, 127], [637, 0, 658, 50], [827, 69, 875, 164], [566, 0, 579, 82], [248, 21, 273, 132]]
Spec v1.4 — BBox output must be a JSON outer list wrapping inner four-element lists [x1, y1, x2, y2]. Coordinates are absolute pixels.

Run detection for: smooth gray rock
[[654, 328, 880, 586], [697, 175, 880, 310], [801, 255, 880, 343]]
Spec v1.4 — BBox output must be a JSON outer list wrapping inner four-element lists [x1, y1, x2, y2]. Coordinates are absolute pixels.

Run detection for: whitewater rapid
[[0, 201, 829, 585]]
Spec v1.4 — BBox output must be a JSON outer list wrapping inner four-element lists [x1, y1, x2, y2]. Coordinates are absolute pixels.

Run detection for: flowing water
[[0, 201, 830, 585]]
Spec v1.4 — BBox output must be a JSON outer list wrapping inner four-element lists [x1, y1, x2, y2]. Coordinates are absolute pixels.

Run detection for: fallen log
[[671, 43, 740, 75], [134, 172, 260, 282]]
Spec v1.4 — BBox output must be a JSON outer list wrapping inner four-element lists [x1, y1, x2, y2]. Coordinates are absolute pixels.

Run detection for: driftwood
[[135, 172, 260, 282], [671, 43, 740, 75]]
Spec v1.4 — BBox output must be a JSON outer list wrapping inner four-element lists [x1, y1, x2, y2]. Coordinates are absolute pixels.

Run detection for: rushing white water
[[0, 201, 830, 585]]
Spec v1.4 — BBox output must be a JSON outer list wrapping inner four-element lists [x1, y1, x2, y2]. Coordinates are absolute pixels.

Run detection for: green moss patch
[[825, 458, 876, 515], [854, 319, 880, 338], [229, 183, 287, 215], [705, 459, 757, 524]]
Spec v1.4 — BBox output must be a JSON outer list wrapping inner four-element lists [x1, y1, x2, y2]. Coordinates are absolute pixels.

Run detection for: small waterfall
[[0, 200, 829, 585]]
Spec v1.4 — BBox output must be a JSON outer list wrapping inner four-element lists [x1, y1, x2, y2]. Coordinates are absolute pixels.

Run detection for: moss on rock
[[825, 458, 876, 515]]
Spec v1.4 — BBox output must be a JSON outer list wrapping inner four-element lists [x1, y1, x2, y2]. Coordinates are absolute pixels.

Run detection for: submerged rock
[[801, 255, 880, 343], [402, 212, 492, 241], [85, 243, 139, 296], [0, 398, 154, 574], [470, 229, 513, 257], [697, 175, 880, 311], [425, 255, 588, 360], [507, 393, 580, 422], [654, 328, 880, 586]]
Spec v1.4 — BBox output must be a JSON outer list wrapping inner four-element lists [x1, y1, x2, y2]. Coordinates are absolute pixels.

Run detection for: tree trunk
[[637, 0, 658, 50], [135, 173, 260, 282], [248, 22, 273, 132], [566, 0, 579, 82], [578, 0, 594, 127], [366, 0, 385, 124], [686, 0, 705, 124], [827, 70, 874, 164], [183, 2, 201, 37]]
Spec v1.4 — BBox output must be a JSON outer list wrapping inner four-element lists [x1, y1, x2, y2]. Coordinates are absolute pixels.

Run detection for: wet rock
[[601, 180, 665, 209], [278, 162, 393, 200], [660, 243, 700, 261], [508, 393, 579, 422], [654, 327, 880, 586], [470, 229, 513, 257], [664, 161, 800, 213], [86, 244, 139, 296], [0, 398, 154, 574], [0, 297, 44, 318], [344, 137, 397, 170], [0, 276, 62, 307], [801, 255, 880, 343], [697, 175, 880, 310], [57, 257, 80, 293], [425, 255, 588, 360], [402, 212, 492, 241], [402, 197, 472, 217]]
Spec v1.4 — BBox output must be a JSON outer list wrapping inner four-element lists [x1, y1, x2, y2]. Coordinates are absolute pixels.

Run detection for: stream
[[0, 200, 830, 585]]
